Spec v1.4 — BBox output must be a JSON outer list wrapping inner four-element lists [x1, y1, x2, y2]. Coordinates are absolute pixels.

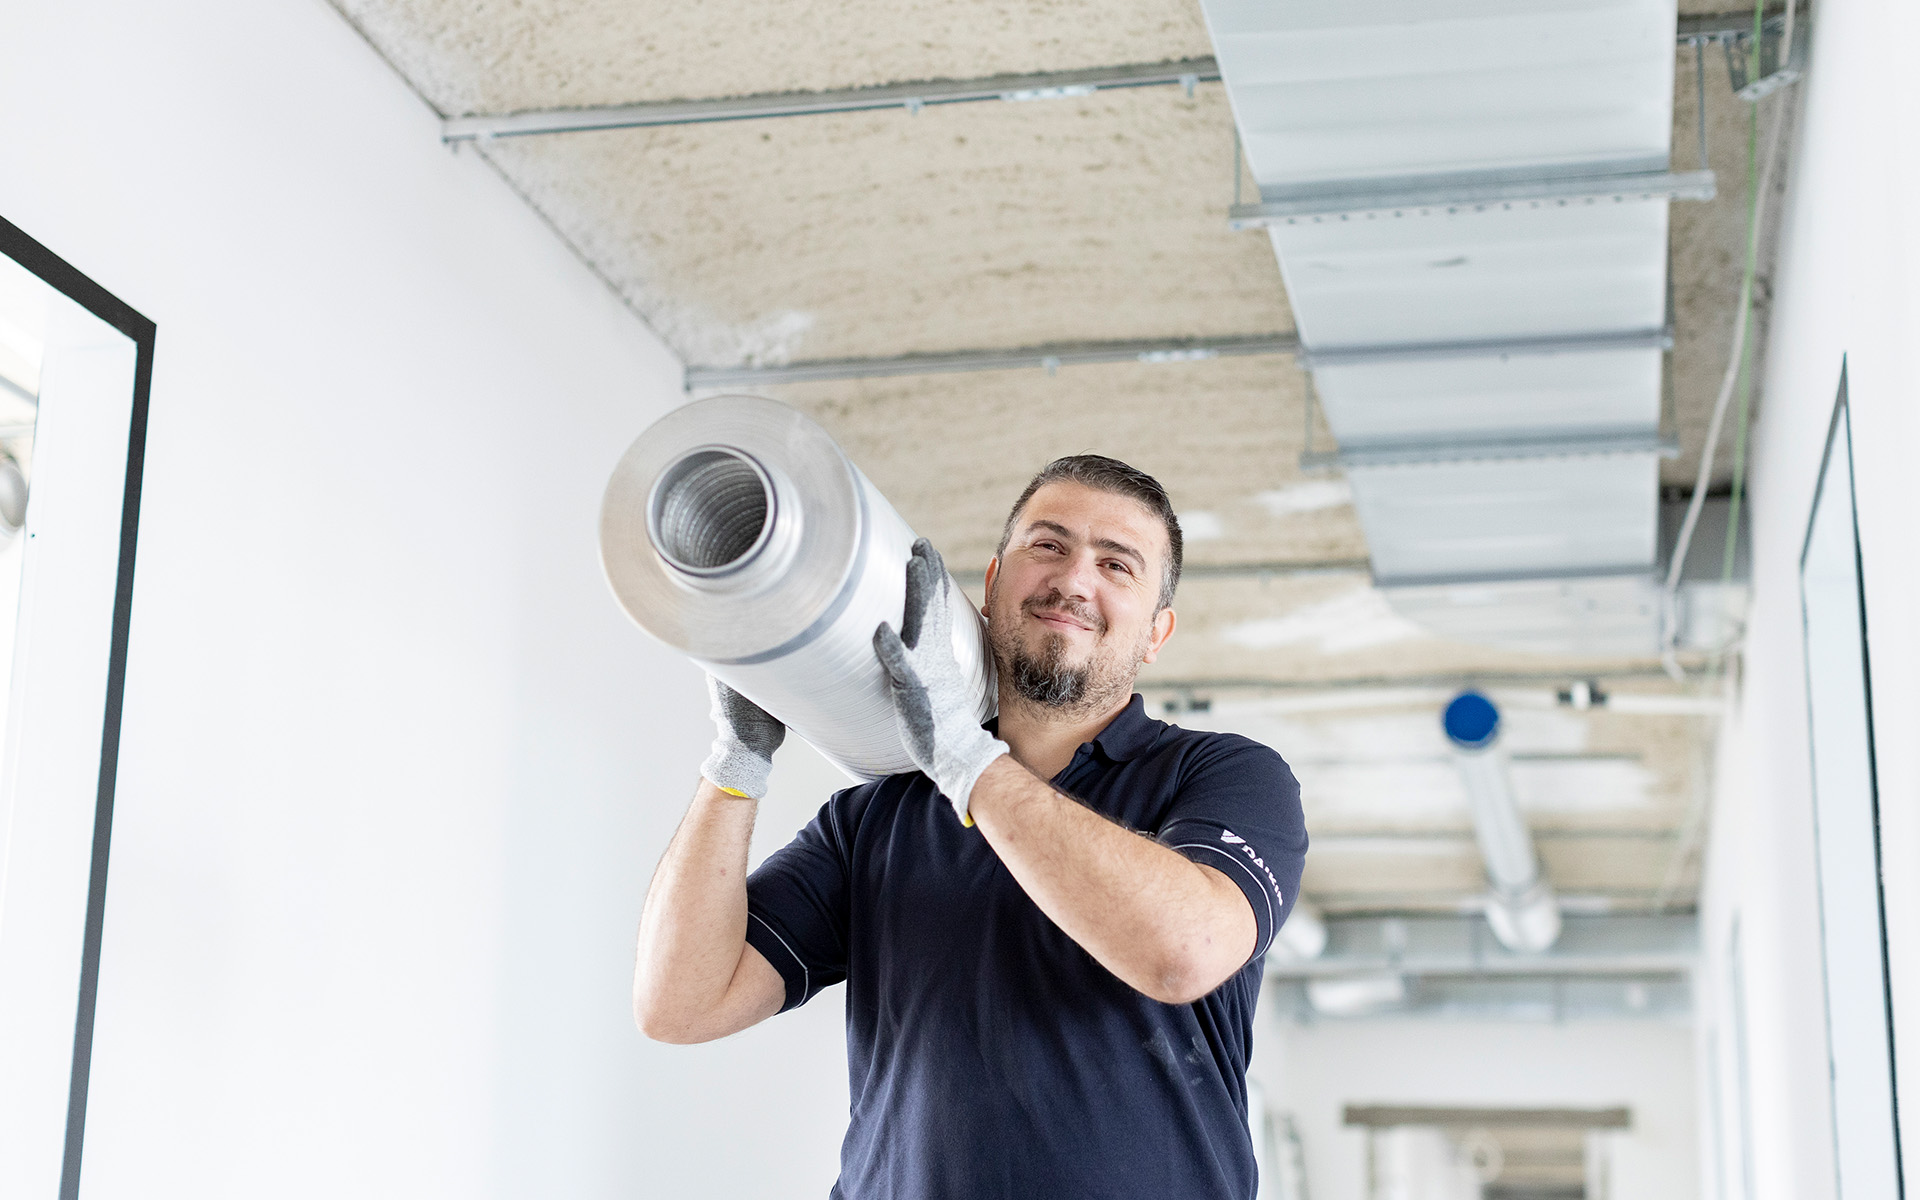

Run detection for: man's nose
[[1048, 551, 1101, 600]]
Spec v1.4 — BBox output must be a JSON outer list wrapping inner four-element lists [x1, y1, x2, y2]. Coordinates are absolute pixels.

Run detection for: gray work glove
[[873, 539, 1008, 825], [700, 676, 785, 799]]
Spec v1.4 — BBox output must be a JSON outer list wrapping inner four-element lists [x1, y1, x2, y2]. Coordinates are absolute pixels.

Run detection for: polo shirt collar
[[1089, 694, 1161, 762], [983, 693, 1163, 762]]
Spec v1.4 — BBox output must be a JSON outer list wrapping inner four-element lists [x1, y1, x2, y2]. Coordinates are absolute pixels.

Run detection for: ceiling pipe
[[1271, 898, 1328, 962], [0, 453, 27, 542], [1443, 692, 1562, 953]]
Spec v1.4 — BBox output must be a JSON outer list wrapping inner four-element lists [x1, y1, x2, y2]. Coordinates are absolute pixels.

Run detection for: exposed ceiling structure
[[330, 0, 1793, 942]]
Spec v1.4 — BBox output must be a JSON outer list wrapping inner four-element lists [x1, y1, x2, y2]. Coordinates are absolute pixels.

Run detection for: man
[[634, 455, 1308, 1199]]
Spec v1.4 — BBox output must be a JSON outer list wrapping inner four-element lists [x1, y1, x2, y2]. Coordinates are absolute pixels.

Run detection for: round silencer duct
[[599, 394, 996, 781]]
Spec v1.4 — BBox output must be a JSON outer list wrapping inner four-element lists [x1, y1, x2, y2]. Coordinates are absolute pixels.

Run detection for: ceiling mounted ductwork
[[1443, 692, 1560, 953], [1198, 0, 1731, 655]]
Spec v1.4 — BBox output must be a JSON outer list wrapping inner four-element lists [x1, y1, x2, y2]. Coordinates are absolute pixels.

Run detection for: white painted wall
[[0, 1, 850, 1195], [1695, 2, 1920, 1198], [1251, 1016, 1697, 1200]]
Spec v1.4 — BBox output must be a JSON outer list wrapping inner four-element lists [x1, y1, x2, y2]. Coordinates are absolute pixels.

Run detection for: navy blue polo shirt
[[743, 694, 1308, 1200]]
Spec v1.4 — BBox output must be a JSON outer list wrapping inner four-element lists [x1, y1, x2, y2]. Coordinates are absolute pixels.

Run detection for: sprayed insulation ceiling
[[325, 0, 1787, 915], [336, 0, 1216, 113], [477, 87, 1288, 365]]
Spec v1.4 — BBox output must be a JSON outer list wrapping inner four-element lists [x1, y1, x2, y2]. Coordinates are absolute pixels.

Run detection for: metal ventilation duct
[[1199, 0, 1708, 654], [1443, 692, 1561, 953], [599, 394, 997, 780]]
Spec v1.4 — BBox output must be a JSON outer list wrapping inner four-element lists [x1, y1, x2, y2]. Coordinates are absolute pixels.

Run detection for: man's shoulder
[[1149, 721, 1291, 774]]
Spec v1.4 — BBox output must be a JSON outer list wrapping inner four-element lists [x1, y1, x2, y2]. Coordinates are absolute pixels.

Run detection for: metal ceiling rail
[[950, 557, 1369, 587], [683, 333, 1299, 388], [1299, 327, 1672, 370], [1300, 430, 1681, 471], [1679, 7, 1788, 41], [1263, 913, 1697, 980], [1134, 667, 1695, 694], [442, 18, 1768, 143], [1311, 828, 1681, 844], [1370, 563, 1661, 589], [685, 325, 1678, 388], [1346, 1106, 1633, 1129], [1313, 891, 1687, 915], [1275, 974, 1690, 1020], [1229, 167, 1716, 229], [443, 58, 1221, 142]]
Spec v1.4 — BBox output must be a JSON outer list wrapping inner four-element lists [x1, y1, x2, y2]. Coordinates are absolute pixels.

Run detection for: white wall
[[1696, 1, 1920, 1197], [0, 1, 849, 1195], [1252, 1016, 1697, 1199]]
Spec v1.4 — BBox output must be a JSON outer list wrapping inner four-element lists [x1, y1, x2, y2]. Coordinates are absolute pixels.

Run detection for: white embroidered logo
[[1219, 831, 1246, 845]]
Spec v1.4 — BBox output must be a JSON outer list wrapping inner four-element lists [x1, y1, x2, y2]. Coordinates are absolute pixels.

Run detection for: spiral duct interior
[[648, 449, 772, 575], [600, 394, 996, 782]]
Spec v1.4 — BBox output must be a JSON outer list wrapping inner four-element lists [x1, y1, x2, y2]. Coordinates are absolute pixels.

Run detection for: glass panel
[[1801, 380, 1904, 1199], [0, 236, 143, 1197], [0, 251, 45, 740]]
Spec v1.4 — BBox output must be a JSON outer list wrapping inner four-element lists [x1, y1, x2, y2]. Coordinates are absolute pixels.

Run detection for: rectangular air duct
[[1200, 0, 1702, 655]]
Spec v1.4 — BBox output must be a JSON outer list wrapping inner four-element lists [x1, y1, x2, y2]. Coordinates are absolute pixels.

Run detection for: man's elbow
[[1141, 950, 1233, 1006], [633, 993, 718, 1045]]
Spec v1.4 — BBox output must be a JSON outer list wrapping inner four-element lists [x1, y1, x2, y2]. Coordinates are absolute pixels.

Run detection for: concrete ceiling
[[335, 0, 1215, 114], [474, 85, 1286, 365], [328, 0, 1783, 916]]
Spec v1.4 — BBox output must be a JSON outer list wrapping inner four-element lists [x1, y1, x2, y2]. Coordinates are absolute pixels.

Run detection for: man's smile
[[1022, 596, 1103, 635], [1035, 611, 1092, 633]]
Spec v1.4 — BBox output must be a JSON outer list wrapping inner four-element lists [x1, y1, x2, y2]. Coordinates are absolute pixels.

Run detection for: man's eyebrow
[[1023, 520, 1146, 570]]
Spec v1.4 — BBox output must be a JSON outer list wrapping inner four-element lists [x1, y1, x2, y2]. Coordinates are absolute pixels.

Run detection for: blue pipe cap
[[1443, 691, 1500, 749]]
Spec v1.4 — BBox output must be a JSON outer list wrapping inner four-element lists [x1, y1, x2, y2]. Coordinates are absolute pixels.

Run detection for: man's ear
[[982, 557, 1000, 618], [1140, 606, 1177, 665]]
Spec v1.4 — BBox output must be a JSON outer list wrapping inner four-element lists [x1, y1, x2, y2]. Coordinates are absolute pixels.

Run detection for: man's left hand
[[873, 539, 1007, 824]]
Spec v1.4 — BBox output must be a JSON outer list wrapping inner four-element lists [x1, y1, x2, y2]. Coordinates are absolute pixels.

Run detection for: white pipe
[[1271, 899, 1328, 962], [1443, 692, 1561, 953], [599, 394, 996, 780], [0, 454, 26, 535]]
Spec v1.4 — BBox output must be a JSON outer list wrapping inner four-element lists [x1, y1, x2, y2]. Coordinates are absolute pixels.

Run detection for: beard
[[1007, 629, 1091, 708], [988, 589, 1147, 713]]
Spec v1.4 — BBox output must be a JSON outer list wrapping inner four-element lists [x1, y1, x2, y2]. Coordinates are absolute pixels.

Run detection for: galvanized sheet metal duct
[[600, 394, 996, 780], [1200, 0, 1692, 654]]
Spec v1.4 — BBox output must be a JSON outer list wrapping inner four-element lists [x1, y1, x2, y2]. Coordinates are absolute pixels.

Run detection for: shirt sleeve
[[744, 789, 858, 1012], [1155, 735, 1308, 963]]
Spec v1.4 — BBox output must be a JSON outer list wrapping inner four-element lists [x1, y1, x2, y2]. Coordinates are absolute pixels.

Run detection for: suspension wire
[[1721, 105, 1762, 582], [1660, 0, 1799, 674], [1695, 38, 1710, 171]]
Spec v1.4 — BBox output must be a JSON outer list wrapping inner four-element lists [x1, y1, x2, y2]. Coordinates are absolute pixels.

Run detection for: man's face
[[984, 480, 1177, 713]]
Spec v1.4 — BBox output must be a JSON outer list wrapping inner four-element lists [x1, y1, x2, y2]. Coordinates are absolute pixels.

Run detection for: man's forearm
[[633, 780, 778, 1042], [965, 756, 1256, 1004]]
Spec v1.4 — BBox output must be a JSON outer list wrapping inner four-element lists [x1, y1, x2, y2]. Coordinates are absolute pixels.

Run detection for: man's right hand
[[700, 677, 785, 800]]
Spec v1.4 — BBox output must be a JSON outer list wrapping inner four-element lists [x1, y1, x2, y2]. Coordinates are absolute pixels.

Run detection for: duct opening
[[648, 448, 775, 576]]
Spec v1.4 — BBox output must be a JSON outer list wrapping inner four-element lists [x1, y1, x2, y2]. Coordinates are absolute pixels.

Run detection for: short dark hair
[[995, 455, 1183, 610]]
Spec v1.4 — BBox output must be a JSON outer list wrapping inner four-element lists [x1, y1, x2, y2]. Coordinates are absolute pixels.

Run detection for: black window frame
[[0, 214, 155, 1200]]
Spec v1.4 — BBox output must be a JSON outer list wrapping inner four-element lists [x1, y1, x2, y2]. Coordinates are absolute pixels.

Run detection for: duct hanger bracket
[[1723, 14, 1807, 102], [1230, 167, 1716, 230], [1298, 327, 1673, 371], [1300, 431, 1681, 472]]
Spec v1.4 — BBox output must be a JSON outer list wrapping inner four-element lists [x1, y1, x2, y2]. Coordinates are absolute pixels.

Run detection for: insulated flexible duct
[[599, 394, 996, 781], [1443, 691, 1562, 953]]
